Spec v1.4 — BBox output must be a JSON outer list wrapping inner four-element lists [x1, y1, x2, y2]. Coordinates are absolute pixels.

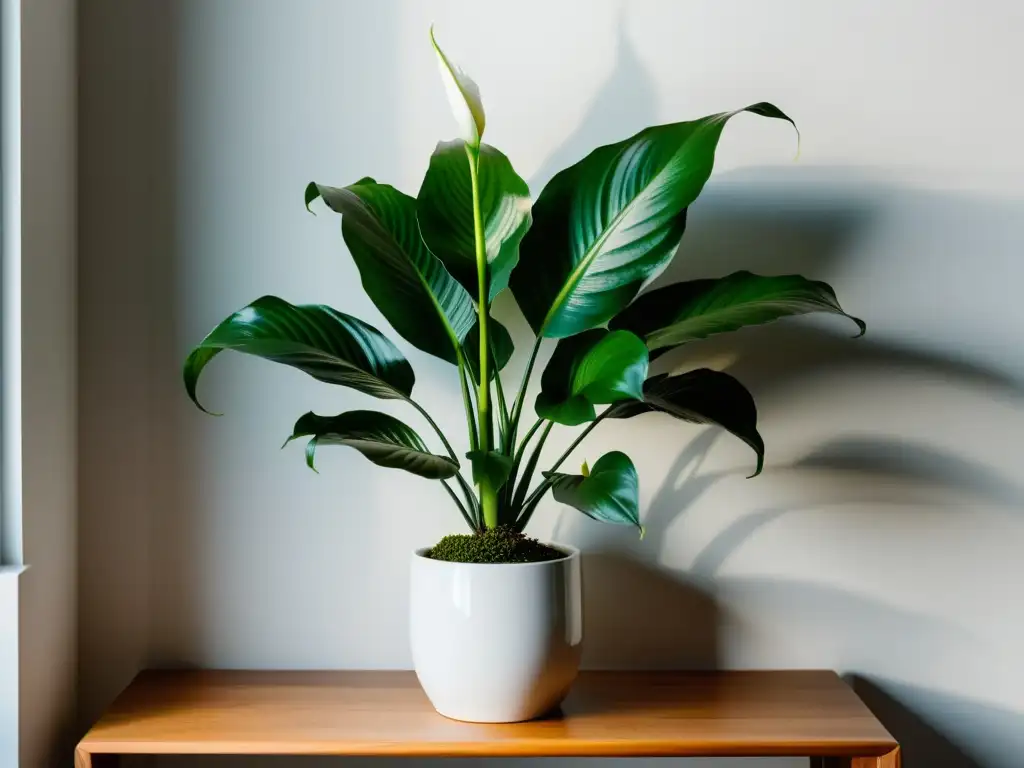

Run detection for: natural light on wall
[[0, 0, 23, 570], [0, 0, 20, 763]]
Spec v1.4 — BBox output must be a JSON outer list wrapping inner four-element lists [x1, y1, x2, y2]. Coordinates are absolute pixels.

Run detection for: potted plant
[[183, 28, 864, 723]]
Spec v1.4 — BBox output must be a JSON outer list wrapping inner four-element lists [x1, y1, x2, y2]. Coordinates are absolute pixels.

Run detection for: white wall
[[15, 0, 78, 765], [78, 1, 1024, 767], [76, 0, 168, 732]]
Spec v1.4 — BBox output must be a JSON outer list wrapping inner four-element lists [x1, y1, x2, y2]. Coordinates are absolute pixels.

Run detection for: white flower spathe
[[430, 26, 486, 149]]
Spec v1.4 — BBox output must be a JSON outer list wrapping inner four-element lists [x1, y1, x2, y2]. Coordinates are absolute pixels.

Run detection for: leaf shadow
[[688, 435, 1024, 579], [655, 166, 881, 288], [528, 9, 660, 194]]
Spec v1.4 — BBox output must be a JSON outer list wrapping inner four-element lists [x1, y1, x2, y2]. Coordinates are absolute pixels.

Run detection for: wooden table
[[75, 670, 899, 766]]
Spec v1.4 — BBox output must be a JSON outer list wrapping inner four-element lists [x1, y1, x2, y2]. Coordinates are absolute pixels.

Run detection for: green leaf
[[510, 104, 797, 338], [611, 271, 864, 356], [536, 329, 649, 426], [463, 316, 514, 384], [288, 410, 459, 479], [183, 296, 414, 413], [418, 141, 531, 303], [306, 179, 476, 365], [545, 451, 642, 534], [466, 450, 514, 491], [606, 369, 765, 476]]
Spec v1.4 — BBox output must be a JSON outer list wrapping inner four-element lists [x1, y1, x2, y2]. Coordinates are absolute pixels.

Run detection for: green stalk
[[407, 395, 479, 524], [514, 476, 554, 531], [508, 336, 543, 449], [510, 420, 554, 516], [467, 144, 498, 528], [441, 480, 476, 532], [547, 413, 606, 475], [518, 413, 607, 520], [513, 418, 545, 469], [456, 353, 478, 453], [500, 417, 543, 516], [493, 353, 510, 445], [406, 397, 458, 461]]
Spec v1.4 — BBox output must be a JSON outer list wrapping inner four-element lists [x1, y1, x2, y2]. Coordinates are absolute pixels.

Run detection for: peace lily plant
[[183, 29, 864, 559]]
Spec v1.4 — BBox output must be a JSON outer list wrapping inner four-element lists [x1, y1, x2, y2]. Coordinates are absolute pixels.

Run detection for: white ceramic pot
[[409, 544, 583, 723]]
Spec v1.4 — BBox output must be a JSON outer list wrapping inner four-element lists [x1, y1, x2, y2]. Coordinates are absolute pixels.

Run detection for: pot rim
[[413, 542, 579, 567]]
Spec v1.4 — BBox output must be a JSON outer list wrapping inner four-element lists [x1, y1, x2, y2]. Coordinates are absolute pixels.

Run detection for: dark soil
[[426, 527, 566, 564]]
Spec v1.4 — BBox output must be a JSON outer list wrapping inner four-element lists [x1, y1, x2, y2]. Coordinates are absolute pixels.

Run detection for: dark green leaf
[[536, 329, 649, 426], [466, 450, 514, 491], [462, 315, 514, 384], [417, 141, 532, 302], [288, 410, 459, 479], [183, 296, 414, 413], [510, 104, 797, 338], [611, 271, 864, 355], [545, 451, 642, 534], [607, 369, 765, 476], [306, 179, 475, 365]]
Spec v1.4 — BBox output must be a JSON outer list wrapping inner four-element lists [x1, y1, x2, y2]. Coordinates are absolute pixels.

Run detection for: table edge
[[78, 739, 901, 759], [78, 668, 899, 758]]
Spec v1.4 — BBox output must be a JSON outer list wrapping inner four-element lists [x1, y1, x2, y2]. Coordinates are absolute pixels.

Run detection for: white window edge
[[0, 0, 21, 566]]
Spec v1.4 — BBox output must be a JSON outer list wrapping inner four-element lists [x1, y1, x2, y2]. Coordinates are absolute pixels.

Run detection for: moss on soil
[[426, 527, 565, 564]]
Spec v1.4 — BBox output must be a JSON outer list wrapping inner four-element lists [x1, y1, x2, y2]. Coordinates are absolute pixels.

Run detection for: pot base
[[431, 697, 568, 724]]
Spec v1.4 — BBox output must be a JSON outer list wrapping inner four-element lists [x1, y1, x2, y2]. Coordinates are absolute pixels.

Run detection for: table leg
[[811, 750, 900, 768], [74, 748, 119, 768], [856, 748, 901, 767], [824, 749, 901, 768]]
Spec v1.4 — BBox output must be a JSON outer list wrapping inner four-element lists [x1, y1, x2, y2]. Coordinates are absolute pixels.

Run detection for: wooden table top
[[77, 669, 898, 759]]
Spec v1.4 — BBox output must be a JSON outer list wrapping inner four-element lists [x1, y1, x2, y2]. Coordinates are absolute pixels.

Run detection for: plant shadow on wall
[[528, 22, 1024, 768], [552, 182, 1024, 767]]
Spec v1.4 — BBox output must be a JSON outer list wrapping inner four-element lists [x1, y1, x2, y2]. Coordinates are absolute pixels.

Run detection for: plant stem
[[548, 413, 606, 475], [441, 480, 477, 532], [510, 420, 554, 516], [493, 356, 510, 445], [501, 417, 544, 516], [467, 144, 498, 528], [457, 353, 478, 452], [518, 413, 608, 521], [508, 336, 543, 448], [408, 395, 479, 522], [519, 469, 559, 521], [514, 476, 554, 531], [514, 418, 544, 466], [407, 397, 459, 462]]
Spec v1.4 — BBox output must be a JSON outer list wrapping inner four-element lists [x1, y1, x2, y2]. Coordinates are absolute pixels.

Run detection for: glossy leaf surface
[[183, 296, 414, 413], [546, 451, 642, 533], [536, 329, 649, 426], [418, 141, 531, 302], [306, 179, 475, 365], [511, 104, 796, 338], [607, 369, 764, 476], [463, 317, 514, 384], [289, 410, 459, 479], [611, 271, 864, 354]]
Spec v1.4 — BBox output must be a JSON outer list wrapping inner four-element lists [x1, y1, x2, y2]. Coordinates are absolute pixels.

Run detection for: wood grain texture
[[76, 670, 897, 759]]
